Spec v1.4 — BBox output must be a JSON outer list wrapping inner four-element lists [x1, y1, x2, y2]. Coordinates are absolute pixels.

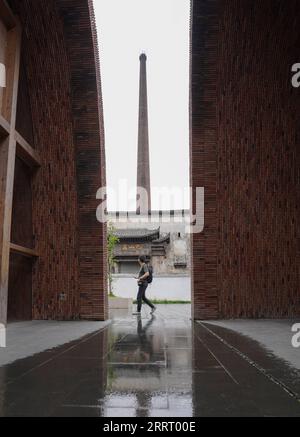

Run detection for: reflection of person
[[137, 314, 155, 336], [135, 315, 157, 416], [132, 256, 156, 315], [137, 315, 155, 362]]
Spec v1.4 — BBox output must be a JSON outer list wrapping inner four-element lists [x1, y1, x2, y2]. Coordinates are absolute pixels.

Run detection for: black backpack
[[147, 265, 153, 283]]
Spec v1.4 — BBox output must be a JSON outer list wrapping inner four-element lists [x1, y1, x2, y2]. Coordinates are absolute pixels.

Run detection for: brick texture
[[191, 0, 300, 319], [9, 0, 107, 320], [58, 0, 108, 320], [191, 0, 219, 319]]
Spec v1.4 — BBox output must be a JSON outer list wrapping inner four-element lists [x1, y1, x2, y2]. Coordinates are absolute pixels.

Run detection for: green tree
[[107, 222, 119, 297]]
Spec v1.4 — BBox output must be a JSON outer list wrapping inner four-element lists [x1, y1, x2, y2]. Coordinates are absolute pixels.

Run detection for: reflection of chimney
[[136, 53, 151, 214]]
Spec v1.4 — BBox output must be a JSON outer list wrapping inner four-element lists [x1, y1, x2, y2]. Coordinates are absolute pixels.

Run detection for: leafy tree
[[107, 222, 119, 297]]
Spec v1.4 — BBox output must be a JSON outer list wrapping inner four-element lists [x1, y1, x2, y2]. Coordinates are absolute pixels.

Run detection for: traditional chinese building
[[109, 210, 191, 301], [111, 215, 190, 276]]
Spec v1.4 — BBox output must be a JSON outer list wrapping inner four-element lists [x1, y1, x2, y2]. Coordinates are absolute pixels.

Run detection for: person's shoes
[[150, 307, 157, 315], [132, 311, 141, 316]]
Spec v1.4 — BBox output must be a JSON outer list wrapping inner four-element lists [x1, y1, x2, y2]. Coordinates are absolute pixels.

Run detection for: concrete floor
[[203, 319, 300, 370], [0, 305, 299, 417], [0, 320, 110, 367]]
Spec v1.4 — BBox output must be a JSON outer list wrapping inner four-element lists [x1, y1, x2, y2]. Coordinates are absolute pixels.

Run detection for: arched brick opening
[[191, 0, 300, 319]]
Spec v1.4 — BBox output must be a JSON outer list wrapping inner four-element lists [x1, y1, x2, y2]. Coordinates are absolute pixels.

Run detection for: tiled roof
[[152, 233, 171, 244], [115, 228, 160, 240]]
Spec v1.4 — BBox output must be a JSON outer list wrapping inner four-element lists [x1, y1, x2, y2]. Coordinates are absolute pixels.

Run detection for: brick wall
[[191, 0, 219, 319], [191, 0, 300, 318], [57, 0, 108, 320], [10, 0, 107, 320]]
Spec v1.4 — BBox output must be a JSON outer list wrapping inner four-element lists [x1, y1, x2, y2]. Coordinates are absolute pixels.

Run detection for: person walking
[[133, 256, 156, 316]]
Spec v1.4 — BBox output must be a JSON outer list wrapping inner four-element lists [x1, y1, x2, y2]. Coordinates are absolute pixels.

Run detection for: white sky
[[94, 0, 190, 211]]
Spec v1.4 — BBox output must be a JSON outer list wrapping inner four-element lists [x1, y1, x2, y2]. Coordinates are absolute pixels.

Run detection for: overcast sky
[[94, 0, 190, 211]]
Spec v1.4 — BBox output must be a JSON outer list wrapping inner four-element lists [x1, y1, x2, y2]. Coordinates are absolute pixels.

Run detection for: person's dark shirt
[[138, 263, 149, 284]]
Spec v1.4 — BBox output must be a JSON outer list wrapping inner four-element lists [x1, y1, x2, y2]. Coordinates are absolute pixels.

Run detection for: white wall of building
[[111, 274, 191, 301]]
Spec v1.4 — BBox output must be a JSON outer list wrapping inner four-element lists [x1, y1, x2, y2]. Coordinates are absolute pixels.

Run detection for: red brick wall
[[191, 0, 219, 319], [57, 0, 108, 320], [191, 0, 300, 319], [216, 0, 300, 318], [10, 0, 107, 320]]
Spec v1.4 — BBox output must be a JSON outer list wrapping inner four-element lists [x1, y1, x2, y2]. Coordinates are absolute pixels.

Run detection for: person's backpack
[[147, 265, 153, 283]]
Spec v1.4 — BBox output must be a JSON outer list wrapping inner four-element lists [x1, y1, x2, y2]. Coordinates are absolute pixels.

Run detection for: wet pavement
[[0, 305, 299, 417], [204, 319, 300, 370], [0, 320, 110, 366]]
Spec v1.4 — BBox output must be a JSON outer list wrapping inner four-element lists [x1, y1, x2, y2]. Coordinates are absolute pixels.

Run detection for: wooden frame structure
[[0, 0, 39, 327]]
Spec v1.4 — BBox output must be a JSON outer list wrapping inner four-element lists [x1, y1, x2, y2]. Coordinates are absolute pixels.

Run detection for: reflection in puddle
[[0, 305, 300, 417], [103, 309, 193, 417]]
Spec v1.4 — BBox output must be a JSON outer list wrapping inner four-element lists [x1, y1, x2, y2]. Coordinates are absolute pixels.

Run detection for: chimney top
[[139, 53, 147, 61]]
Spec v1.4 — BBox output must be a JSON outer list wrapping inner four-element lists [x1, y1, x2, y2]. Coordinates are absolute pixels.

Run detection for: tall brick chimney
[[136, 53, 151, 214]]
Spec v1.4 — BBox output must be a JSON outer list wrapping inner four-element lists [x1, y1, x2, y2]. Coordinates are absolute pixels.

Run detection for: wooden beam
[[0, 114, 9, 138], [15, 131, 41, 168], [0, 22, 21, 327], [2, 24, 21, 122], [0, 137, 10, 325], [10, 243, 38, 259], [0, 0, 16, 30]]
